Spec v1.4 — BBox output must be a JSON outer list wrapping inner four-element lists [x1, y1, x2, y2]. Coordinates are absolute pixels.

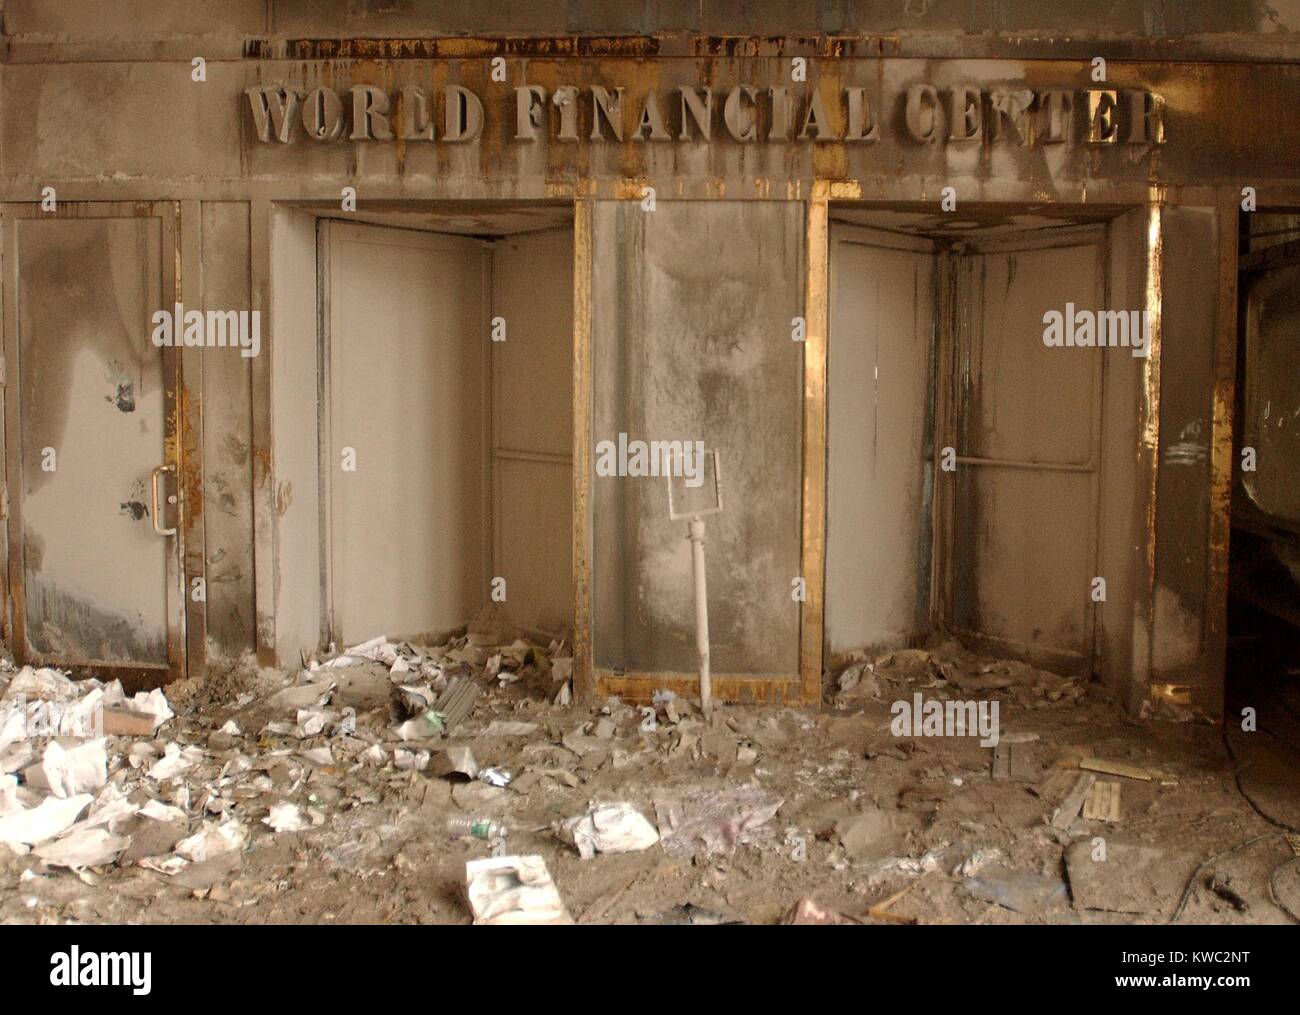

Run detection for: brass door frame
[[574, 189, 828, 707]]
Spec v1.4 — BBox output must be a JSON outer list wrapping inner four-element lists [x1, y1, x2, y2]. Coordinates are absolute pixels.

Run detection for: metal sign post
[[667, 448, 722, 717]]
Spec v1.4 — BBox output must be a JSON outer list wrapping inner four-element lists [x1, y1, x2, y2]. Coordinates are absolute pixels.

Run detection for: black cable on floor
[[1169, 832, 1276, 924], [1268, 855, 1300, 924], [1212, 721, 1300, 924], [1220, 720, 1300, 833]]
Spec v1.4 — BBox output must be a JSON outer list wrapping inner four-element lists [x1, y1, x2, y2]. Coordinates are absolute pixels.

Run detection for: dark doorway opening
[[1226, 209, 1300, 833]]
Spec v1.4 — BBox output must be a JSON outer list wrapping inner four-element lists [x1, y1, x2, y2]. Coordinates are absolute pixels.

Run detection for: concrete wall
[[1151, 206, 1220, 706], [1097, 208, 1147, 706]]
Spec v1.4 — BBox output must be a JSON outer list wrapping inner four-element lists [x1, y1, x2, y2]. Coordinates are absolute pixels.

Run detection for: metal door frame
[[1, 201, 187, 690]]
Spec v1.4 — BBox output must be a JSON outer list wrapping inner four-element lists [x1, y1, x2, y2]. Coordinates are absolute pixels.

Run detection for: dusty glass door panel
[[7, 210, 180, 681], [590, 201, 803, 681]]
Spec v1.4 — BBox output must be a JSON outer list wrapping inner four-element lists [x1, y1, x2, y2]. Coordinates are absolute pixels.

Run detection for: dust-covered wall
[[490, 226, 575, 636], [1151, 206, 1221, 708], [199, 203, 257, 658], [269, 205, 320, 665], [591, 201, 804, 677]]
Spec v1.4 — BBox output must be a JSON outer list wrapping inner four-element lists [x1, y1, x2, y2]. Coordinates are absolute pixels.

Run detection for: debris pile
[[831, 639, 1087, 710], [0, 629, 1285, 925], [1, 666, 174, 870]]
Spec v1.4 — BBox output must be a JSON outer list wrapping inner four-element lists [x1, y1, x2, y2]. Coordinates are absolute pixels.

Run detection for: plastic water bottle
[[447, 815, 506, 841]]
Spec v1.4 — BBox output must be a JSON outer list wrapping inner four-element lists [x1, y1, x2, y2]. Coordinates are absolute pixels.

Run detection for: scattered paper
[[0, 794, 92, 849], [35, 826, 128, 869], [25, 739, 108, 798], [558, 802, 659, 859], [175, 820, 248, 862], [465, 855, 572, 925]]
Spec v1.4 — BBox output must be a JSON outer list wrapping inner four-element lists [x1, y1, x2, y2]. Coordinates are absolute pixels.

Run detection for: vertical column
[[800, 186, 829, 706], [572, 198, 596, 702]]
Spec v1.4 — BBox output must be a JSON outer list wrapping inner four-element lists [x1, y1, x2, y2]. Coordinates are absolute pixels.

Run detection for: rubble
[[966, 867, 1068, 915], [833, 807, 920, 864], [653, 787, 782, 857], [0, 794, 92, 851], [23, 739, 107, 798], [1064, 839, 1182, 915], [784, 896, 860, 925], [0, 632, 1283, 926]]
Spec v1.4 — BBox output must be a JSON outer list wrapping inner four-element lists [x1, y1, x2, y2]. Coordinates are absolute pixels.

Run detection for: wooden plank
[[1080, 757, 1154, 781], [1051, 772, 1096, 830], [1082, 780, 1122, 822]]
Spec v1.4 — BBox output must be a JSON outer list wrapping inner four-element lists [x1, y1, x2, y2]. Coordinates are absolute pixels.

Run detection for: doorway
[[1228, 210, 1300, 812], [273, 205, 576, 658], [322, 222, 490, 645], [826, 206, 1146, 689]]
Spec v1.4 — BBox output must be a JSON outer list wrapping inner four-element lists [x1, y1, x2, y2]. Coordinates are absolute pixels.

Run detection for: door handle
[[150, 464, 177, 537]]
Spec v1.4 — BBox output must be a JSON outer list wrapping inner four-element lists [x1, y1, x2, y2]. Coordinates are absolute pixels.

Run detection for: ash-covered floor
[[3, 617, 1299, 925]]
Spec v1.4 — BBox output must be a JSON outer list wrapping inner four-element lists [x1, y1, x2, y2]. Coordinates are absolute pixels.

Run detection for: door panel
[[326, 222, 488, 644], [826, 227, 935, 653], [948, 233, 1105, 671], [490, 228, 574, 634], [5, 207, 183, 683]]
